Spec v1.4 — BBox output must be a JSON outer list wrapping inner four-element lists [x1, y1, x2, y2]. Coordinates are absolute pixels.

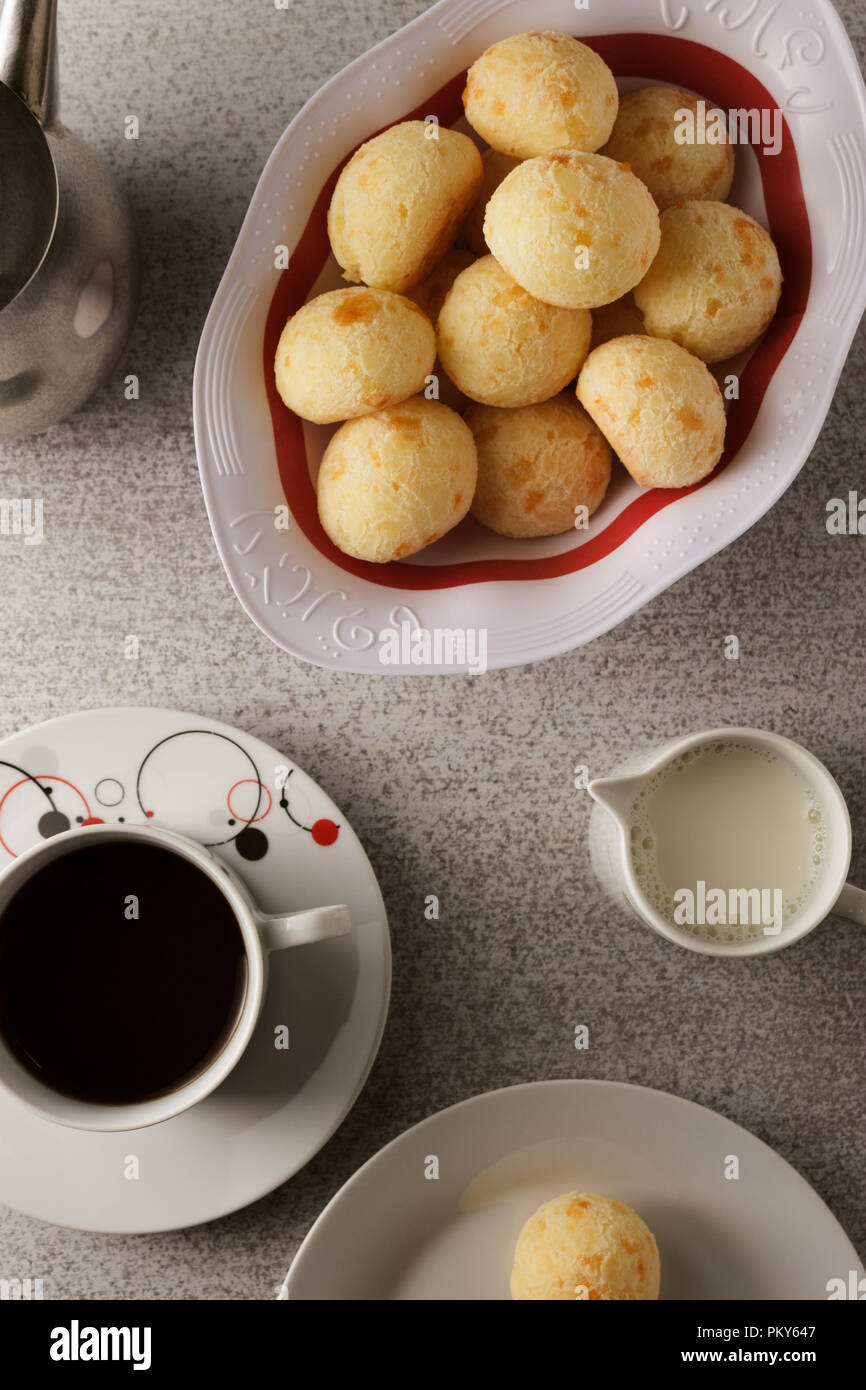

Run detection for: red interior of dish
[[263, 34, 812, 590]]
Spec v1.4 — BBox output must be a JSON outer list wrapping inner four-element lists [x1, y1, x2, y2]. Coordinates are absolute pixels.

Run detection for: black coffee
[[0, 841, 248, 1105]]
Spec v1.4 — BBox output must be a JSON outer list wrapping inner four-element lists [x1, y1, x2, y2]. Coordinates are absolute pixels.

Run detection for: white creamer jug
[[588, 726, 865, 957]]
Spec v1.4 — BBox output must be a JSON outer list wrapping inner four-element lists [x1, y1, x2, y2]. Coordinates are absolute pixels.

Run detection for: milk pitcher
[[588, 727, 866, 957]]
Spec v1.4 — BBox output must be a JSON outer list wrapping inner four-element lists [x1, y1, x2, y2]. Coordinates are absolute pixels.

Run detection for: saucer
[[282, 1079, 864, 1299], [0, 708, 390, 1232]]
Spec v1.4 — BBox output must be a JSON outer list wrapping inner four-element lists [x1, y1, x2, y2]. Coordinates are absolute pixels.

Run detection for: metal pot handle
[[0, 0, 57, 126]]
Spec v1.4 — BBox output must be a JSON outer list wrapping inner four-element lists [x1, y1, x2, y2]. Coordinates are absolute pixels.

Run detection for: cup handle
[[256, 904, 351, 953], [833, 883, 866, 926]]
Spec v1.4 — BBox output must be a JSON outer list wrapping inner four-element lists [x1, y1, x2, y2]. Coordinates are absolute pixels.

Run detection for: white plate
[[282, 1079, 864, 1299], [195, 0, 866, 674], [0, 708, 390, 1232]]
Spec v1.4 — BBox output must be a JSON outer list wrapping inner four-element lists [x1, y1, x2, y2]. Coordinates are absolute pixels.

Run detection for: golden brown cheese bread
[[406, 249, 476, 411], [406, 249, 476, 324], [327, 122, 483, 294], [576, 334, 726, 487], [511, 1192, 661, 1301], [634, 200, 783, 362], [463, 32, 618, 158], [601, 87, 735, 211], [466, 395, 611, 538], [590, 292, 646, 351], [437, 256, 592, 408], [274, 287, 435, 425], [484, 151, 660, 309], [462, 149, 521, 257], [316, 398, 477, 563]]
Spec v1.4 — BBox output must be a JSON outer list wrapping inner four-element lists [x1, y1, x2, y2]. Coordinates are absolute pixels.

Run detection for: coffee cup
[[0, 822, 351, 1130], [588, 727, 865, 957]]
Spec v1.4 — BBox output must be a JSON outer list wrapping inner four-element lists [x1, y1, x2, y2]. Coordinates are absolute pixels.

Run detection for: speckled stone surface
[[0, 0, 864, 1300]]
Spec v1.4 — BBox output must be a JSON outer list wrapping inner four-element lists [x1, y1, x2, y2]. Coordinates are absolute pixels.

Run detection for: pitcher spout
[[587, 775, 643, 824], [0, 0, 58, 126]]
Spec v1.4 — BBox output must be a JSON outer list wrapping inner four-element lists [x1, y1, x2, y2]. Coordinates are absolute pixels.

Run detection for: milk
[[628, 740, 826, 942]]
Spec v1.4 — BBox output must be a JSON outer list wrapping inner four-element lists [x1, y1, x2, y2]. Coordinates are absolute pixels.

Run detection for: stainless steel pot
[[0, 0, 139, 438]]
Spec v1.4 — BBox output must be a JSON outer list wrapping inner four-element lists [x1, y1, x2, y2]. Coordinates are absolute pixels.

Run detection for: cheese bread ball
[[634, 200, 783, 362], [484, 152, 661, 309], [317, 398, 477, 563], [437, 256, 592, 408], [274, 288, 435, 425], [463, 32, 618, 158], [406, 249, 476, 411], [510, 1192, 661, 1301], [601, 88, 735, 211], [590, 292, 645, 350], [327, 122, 483, 294], [576, 335, 726, 488], [466, 395, 611, 538], [463, 150, 520, 257], [406, 249, 476, 324]]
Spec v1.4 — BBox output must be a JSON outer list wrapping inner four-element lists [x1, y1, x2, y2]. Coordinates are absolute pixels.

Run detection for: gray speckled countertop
[[0, 0, 864, 1300]]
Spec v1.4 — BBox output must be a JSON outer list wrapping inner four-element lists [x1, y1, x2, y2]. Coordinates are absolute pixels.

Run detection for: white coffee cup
[[0, 823, 351, 1131], [588, 726, 866, 957]]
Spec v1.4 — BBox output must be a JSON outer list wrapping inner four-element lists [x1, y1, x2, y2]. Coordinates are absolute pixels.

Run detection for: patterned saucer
[[0, 707, 390, 1232]]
